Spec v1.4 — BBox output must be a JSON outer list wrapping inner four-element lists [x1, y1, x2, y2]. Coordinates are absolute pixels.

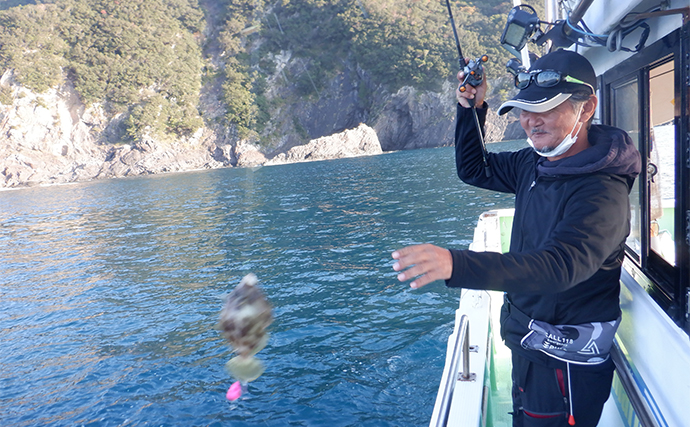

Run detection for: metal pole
[[461, 320, 471, 380], [435, 315, 470, 427], [563, 0, 595, 37]]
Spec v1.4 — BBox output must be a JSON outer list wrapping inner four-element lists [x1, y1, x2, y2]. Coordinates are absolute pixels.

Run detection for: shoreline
[[0, 141, 527, 192]]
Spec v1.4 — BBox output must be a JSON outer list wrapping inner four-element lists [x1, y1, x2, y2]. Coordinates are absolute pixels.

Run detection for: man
[[391, 50, 641, 426]]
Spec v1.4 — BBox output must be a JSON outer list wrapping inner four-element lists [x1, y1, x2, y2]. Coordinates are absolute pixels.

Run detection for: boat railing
[[610, 342, 661, 427], [433, 314, 475, 427]]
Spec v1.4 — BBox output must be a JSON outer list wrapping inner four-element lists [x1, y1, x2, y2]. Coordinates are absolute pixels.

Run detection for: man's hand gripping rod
[[445, 0, 492, 177]]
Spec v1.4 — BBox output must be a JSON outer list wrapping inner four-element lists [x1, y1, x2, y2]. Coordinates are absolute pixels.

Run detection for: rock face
[[256, 58, 520, 156], [371, 80, 523, 150], [0, 74, 103, 187], [0, 71, 236, 188], [373, 82, 457, 151], [265, 124, 381, 165], [254, 57, 376, 156]]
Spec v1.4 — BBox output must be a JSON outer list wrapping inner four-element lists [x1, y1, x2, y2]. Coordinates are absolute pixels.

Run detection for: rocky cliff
[[0, 70, 230, 188], [0, 60, 521, 189], [265, 123, 382, 165], [259, 56, 522, 155], [0, 68, 387, 188]]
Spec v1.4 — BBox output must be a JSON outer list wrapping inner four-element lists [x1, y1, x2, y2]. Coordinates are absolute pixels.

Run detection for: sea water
[[0, 142, 523, 426]]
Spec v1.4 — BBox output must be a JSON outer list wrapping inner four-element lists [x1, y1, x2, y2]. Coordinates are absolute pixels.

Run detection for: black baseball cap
[[498, 50, 597, 115]]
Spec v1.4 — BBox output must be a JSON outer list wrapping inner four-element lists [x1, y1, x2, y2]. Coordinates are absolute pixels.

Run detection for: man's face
[[519, 101, 580, 154]]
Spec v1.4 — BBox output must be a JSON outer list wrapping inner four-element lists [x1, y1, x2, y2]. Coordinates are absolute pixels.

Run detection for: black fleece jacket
[[447, 103, 641, 365]]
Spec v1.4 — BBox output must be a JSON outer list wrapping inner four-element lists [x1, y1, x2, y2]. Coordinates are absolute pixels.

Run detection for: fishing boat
[[431, 1, 689, 426]]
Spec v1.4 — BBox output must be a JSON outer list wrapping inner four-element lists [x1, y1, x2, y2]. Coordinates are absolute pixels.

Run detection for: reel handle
[[458, 54, 489, 107]]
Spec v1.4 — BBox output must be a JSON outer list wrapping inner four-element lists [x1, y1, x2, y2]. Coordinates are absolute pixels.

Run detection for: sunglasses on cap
[[515, 70, 594, 93]]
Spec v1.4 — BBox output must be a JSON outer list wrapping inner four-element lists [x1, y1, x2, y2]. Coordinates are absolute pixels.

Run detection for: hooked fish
[[219, 273, 273, 383]]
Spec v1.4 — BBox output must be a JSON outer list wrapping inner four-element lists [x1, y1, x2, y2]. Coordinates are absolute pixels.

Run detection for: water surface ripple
[[0, 144, 521, 426]]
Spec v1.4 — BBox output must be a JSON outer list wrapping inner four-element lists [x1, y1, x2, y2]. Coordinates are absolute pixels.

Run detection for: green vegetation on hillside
[[259, 0, 516, 90], [0, 0, 204, 140], [214, 0, 266, 139], [0, 0, 521, 141]]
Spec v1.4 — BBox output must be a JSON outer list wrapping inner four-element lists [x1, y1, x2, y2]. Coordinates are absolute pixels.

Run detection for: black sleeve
[[445, 175, 632, 294], [454, 103, 528, 194]]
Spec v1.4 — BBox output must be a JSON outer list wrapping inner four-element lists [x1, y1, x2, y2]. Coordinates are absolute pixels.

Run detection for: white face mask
[[527, 105, 584, 158]]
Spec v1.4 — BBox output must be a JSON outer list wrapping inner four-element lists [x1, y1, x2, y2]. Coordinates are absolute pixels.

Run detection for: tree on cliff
[[0, 0, 204, 141]]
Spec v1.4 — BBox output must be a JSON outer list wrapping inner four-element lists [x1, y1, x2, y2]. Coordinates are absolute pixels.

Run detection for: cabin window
[[611, 78, 642, 258], [648, 61, 676, 266], [609, 57, 677, 269]]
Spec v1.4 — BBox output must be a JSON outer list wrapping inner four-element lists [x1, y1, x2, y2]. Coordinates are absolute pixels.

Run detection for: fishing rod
[[444, 0, 492, 178]]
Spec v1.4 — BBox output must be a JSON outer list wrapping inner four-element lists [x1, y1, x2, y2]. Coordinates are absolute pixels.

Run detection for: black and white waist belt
[[505, 296, 620, 365]]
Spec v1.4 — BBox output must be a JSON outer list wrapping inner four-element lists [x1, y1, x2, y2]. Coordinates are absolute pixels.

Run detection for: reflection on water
[[0, 143, 521, 426]]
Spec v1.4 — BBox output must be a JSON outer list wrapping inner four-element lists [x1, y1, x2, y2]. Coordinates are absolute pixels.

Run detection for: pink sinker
[[226, 381, 242, 401]]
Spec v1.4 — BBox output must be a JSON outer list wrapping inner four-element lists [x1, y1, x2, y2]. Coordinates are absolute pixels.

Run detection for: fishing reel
[[458, 54, 489, 94]]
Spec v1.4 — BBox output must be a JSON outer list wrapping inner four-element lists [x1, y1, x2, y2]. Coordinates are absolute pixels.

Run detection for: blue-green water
[[0, 143, 522, 426]]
